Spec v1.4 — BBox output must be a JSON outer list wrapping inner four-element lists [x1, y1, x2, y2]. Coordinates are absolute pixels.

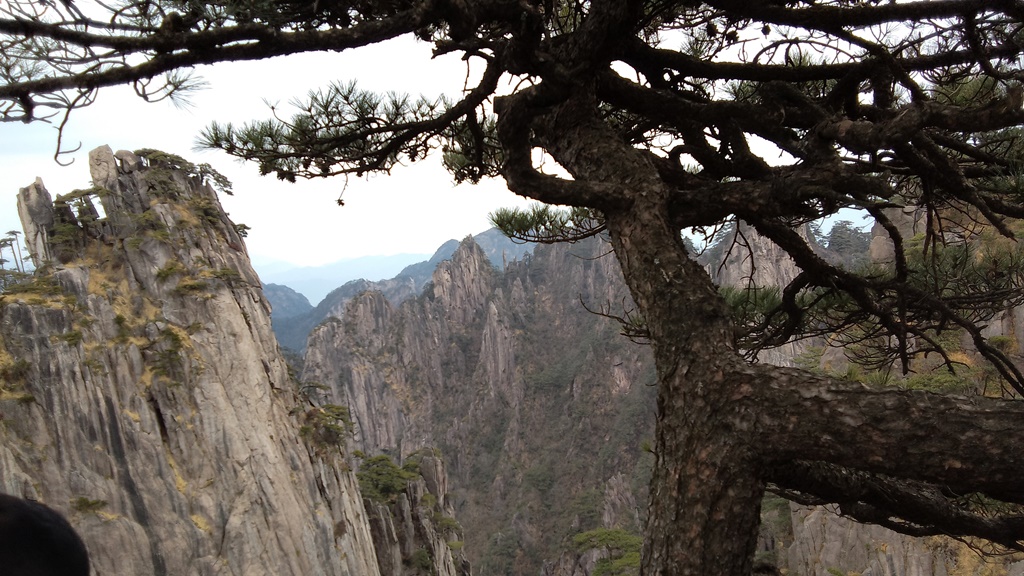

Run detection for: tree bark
[[517, 89, 774, 574], [606, 206, 766, 575], [605, 198, 1024, 574], [753, 366, 1024, 499], [522, 87, 1024, 575]]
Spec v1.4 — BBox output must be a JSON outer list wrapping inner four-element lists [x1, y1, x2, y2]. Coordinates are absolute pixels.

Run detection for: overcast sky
[[0, 36, 533, 268]]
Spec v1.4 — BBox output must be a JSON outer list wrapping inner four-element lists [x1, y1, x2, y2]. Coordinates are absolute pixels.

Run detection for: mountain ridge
[[266, 229, 532, 352]]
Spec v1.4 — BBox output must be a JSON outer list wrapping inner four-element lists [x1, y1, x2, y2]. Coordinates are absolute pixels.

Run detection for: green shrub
[[189, 197, 222, 225], [130, 209, 168, 233], [401, 447, 439, 476], [573, 528, 642, 576], [421, 492, 437, 510], [0, 358, 38, 403], [0, 270, 34, 293], [14, 393, 36, 405], [71, 497, 107, 513], [435, 515, 461, 535], [156, 261, 186, 282], [357, 454, 417, 503], [56, 330, 83, 346], [407, 547, 432, 573], [299, 404, 354, 447], [988, 335, 1016, 354], [2, 275, 61, 296], [211, 268, 243, 285], [594, 551, 641, 576], [0, 359, 31, 385], [134, 149, 232, 195], [172, 279, 209, 295], [573, 528, 642, 554], [569, 489, 603, 531], [901, 370, 976, 394], [152, 328, 185, 380]]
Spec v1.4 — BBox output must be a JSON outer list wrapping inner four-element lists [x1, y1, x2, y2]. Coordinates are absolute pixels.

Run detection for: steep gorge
[[302, 236, 657, 574], [5, 144, 1022, 576]]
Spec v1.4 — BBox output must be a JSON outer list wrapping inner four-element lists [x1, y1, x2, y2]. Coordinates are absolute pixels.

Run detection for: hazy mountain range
[[255, 253, 433, 305], [256, 228, 534, 306], [261, 229, 534, 352]]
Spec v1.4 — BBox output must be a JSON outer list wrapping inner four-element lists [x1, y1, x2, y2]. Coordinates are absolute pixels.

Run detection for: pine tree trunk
[[643, 367, 765, 575], [515, 87, 1024, 573], [514, 88, 774, 574], [605, 207, 765, 575]]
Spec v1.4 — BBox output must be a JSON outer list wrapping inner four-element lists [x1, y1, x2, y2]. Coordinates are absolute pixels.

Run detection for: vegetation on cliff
[[0, 147, 389, 575], [574, 528, 643, 576]]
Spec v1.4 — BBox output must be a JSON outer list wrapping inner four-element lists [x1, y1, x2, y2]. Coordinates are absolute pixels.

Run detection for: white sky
[[0, 36, 533, 268]]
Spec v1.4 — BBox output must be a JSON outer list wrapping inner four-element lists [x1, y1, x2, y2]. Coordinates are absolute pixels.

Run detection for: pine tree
[[6, 2, 1024, 573]]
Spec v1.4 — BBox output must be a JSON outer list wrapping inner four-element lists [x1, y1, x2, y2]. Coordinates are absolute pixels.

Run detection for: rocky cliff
[[0, 146, 462, 576], [363, 452, 471, 576], [303, 235, 656, 574]]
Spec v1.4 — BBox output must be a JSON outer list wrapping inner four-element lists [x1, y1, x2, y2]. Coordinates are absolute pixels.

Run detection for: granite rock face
[[0, 146, 380, 576], [303, 236, 657, 574], [789, 506, 1024, 576], [364, 454, 471, 576]]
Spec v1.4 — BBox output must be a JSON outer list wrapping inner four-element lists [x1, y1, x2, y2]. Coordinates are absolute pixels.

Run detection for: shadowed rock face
[[1, 146, 381, 576], [0, 493, 90, 576]]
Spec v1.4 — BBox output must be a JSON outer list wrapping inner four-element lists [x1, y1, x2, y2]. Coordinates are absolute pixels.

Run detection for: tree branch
[[769, 460, 1024, 551], [753, 365, 1024, 499], [0, 3, 439, 104]]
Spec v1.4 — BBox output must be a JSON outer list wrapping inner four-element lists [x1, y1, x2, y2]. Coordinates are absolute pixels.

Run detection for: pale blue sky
[[1, 37, 532, 267]]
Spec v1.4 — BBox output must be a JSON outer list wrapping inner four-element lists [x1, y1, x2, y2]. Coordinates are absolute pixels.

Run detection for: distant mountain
[[266, 229, 534, 352], [301, 235, 655, 575], [256, 253, 434, 304], [471, 227, 533, 265], [262, 283, 313, 318]]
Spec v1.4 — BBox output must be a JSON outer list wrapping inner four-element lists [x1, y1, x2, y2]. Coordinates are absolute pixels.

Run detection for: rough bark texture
[[607, 203, 765, 575], [518, 87, 1024, 574]]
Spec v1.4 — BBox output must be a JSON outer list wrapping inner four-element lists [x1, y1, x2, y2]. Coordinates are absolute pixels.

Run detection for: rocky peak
[[430, 237, 496, 327], [2, 146, 381, 576], [303, 218, 1024, 575]]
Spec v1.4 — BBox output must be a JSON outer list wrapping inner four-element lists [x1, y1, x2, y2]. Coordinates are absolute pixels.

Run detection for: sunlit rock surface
[[1, 146, 380, 576]]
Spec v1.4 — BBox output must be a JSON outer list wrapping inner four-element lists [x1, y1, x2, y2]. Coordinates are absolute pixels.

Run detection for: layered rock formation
[[364, 453, 471, 576], [0, 146, 463, 576]]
